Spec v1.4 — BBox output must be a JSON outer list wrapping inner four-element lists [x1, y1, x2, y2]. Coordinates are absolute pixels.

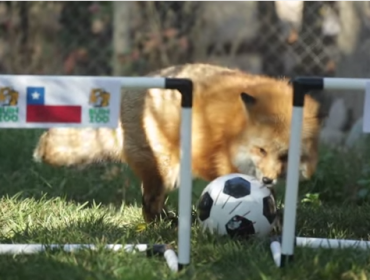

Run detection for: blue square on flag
[[27, 87, 45, 105]]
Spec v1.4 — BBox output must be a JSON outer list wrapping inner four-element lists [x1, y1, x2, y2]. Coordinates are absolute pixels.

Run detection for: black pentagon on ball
[[225, 215, 255, 238], [197, 191, 214, 221], [223, 177, 251, 198], [263, 195, 277, 224]]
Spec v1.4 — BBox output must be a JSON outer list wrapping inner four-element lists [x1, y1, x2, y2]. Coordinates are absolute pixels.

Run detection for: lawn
[[1, 129, 370, 280]]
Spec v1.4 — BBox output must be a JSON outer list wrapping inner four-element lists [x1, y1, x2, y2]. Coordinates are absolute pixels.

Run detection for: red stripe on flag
[[26, 105, 82, 123]]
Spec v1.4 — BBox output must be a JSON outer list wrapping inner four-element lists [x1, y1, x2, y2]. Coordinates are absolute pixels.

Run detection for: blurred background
[[0, 1, 369, 146]]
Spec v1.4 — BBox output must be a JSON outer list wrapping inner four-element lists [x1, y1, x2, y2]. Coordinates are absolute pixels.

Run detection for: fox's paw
[[142, 205, 177, 227]]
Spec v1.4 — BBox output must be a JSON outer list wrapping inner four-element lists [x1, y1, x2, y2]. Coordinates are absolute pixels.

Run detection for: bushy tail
[[33, 126, 125, 167]]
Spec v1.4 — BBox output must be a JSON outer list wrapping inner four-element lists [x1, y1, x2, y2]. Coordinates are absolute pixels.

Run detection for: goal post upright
[[274, 76, 370, 268], [280, 77, 323, 266], [165, 78, 194, 271]]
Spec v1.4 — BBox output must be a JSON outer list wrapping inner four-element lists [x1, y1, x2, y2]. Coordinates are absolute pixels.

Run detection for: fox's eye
[[258, 147, 267, 156]]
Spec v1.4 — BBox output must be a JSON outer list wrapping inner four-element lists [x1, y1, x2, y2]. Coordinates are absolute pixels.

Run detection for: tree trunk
[[112, 1, 133, 76]]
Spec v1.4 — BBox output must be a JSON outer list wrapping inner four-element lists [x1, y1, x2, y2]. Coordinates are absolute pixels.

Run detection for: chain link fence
[[0, 1, 370, 120]]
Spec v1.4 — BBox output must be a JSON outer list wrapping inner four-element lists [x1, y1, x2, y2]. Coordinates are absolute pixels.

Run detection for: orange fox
[[33, 63, 325, 223]]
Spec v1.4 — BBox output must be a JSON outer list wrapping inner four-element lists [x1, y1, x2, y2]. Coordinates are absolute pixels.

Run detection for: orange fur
[[33, 63, 324, 222]]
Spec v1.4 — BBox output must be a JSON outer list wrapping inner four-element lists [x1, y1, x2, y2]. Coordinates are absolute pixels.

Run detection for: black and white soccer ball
[[196, 173, 277, 238]]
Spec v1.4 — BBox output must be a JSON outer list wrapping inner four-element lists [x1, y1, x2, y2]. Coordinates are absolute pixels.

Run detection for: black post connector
[[145, 244, 167, 257], [270, 236, 297, 268], [290, 77, 324, 107], [280, 254, 294, 268], [165, 78, 193, 108], [178, 263, 189, 271]]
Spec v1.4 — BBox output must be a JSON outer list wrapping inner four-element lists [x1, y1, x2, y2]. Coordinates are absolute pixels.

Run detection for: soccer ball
[[196, 173, 277, 238]]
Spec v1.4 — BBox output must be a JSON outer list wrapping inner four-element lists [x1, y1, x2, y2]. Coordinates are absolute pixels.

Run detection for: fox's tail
[[33, 126, 125, 167]]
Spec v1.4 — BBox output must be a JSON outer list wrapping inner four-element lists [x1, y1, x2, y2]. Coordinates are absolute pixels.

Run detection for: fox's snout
[[256, 162, 315, 186]]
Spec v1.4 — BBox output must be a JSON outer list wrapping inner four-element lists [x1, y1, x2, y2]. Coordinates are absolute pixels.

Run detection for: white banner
[[0, 75, 121, 128]]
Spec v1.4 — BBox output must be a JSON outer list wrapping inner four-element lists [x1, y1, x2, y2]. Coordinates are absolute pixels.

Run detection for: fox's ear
[[240, 92, 256, 109]]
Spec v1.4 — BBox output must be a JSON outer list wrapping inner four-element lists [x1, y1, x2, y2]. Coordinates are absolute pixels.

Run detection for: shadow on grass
[[0, 211, 181, 245], [0, 253, 123, 280]]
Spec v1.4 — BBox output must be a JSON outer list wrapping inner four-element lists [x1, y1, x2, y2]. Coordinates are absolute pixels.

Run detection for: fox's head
[[228, 79, 325, 185]]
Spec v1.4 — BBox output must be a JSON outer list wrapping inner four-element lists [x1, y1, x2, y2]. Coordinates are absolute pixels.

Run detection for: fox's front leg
[[140, 173, 169, 223]]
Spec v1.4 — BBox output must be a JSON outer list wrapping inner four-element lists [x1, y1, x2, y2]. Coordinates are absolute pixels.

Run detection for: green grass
[[2, 129, 370, 280]]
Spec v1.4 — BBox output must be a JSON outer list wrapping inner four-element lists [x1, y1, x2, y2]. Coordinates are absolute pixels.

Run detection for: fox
[[32, 63, 325, 223]]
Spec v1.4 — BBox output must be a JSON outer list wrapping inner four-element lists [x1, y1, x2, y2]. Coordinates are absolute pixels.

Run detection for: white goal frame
[[5, 75, 370, 271], [0, 76, 193, 273], [270, 77, 370, 267]]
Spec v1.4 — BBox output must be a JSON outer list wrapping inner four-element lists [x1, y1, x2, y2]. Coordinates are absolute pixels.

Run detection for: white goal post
[[270, 77, 370, 267], [0, 76, 193, 273]]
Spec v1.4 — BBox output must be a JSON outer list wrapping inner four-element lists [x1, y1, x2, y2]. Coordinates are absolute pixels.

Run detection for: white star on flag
[[32, 91, 40, 99]]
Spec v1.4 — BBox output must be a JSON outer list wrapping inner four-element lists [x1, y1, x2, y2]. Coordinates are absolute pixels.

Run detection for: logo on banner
[[88, 88, 111, 124], [0, 86, 19, 123]]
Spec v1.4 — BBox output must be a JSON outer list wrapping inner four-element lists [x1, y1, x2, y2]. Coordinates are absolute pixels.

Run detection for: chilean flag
[[26, 87, 82, 123]]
